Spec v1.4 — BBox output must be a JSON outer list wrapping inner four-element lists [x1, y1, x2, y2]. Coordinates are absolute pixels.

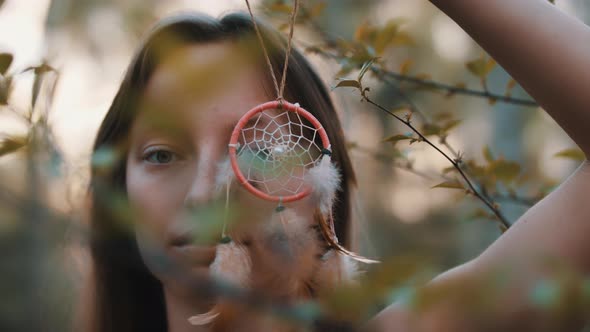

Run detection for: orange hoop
[[228, 100, 331, 203]]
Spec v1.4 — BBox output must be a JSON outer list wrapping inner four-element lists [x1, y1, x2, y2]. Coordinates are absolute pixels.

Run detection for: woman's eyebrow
[[135, 108, 188, 135]]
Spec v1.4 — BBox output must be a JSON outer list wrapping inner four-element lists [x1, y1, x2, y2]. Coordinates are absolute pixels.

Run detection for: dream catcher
[[189, 0, 377, 327]]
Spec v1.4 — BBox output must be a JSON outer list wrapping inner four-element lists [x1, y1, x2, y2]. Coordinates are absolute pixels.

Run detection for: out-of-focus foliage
[[2, 0, 589, 330]]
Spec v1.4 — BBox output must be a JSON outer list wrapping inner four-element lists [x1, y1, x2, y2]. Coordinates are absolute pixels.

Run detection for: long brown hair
[[89, 12, 356, 332]]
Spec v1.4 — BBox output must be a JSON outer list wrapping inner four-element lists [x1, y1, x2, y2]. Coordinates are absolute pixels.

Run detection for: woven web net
[[235, 108, 323, 198]]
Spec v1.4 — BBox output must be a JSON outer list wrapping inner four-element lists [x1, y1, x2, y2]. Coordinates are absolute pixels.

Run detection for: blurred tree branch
[[270, 0, 539, 107]]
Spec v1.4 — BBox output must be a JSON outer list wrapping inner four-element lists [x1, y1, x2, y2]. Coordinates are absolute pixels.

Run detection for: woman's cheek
[[127, 165, 185, 240]]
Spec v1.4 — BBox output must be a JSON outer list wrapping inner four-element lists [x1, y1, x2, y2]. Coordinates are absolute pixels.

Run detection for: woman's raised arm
[[370, 1, 590, 331], [430, 0, 590, 155]]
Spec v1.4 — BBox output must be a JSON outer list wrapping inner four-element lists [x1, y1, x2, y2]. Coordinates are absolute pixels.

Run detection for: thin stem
[[305, 43, 538, 107], [362, 93, 512, 230], [377, 67, 539, 106]]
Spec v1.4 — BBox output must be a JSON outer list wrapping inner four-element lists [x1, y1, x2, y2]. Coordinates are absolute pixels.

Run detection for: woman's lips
[[169, 242, 217, 266], [168, 233, 193, 248]]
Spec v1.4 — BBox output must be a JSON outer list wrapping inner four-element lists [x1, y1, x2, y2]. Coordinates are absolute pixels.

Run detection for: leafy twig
[[375, 67, 537, 107], [352, 142, 539, 209], [356, 88, 511, 230], [310, 44, 537, 107]]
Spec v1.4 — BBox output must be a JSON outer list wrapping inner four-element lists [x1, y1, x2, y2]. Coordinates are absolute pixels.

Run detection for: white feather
[[188, 309, 219, 326], [210, 242, 251, 287], [306, 155, 340, 215], [189, 241, 250, 326]]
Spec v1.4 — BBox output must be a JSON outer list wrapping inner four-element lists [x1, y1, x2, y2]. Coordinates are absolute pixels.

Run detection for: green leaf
[[488, 159, 521, 182], [0, 136, 27, 156], [0, 53, 13, 75], [358, 58, 378, 82], [333, 79, 361, 90], [374, 20, 400, 55], [421, 123, 441, 136], [382, 134, 412, 146], [553, 148, 585, 162], [432, 180, 463, 190], [442, 166, 456, 174], [441, 119, 462, 132]]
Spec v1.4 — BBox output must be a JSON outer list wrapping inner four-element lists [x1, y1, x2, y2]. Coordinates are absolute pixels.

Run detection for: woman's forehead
[[145, 42, 250, 103], [138, 42, 273, 130]]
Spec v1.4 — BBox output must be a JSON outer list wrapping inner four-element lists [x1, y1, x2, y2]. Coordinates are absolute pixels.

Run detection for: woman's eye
[[143, 149, 178, 164]]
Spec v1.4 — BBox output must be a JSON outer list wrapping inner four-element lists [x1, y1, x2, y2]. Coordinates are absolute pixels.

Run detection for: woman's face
[[125, 42, 315, 288]]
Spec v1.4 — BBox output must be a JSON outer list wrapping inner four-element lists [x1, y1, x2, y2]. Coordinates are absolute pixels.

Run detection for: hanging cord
[[220, 180, 232, 243], [244, 0, 300, 101]]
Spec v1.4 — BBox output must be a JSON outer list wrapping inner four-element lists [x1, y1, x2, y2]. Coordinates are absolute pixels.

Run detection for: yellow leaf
[[505, 78, 517, 92], [466, 56, 496, 79], [414, 73, 431, 80], [309, 2, 327, 17], [454, 82, 467, 89], [391, 31, 415, 47], [391, 106, 411, 114], [442, 166, 456, 174], [269, 3, 293, 14], [432, 180, 464, 190], [554, 148, 585, 162], [442, 119, 462, 132], [399, 59, 413, 75], [382, 134, 412, 145], [488, 159, 521, 182], [0, 135, 27, 156], [0, 53, 13, 75], [485, 58, 497, 75], [354, 22, 371, 42], [374, 21, 400, 55], [333, 79, 361, 90], [434, 111, 454, 121], [469, 208, 494, 220]]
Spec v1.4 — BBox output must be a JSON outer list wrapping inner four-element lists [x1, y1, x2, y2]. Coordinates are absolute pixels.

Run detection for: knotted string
[[244, 0, 300, 101]]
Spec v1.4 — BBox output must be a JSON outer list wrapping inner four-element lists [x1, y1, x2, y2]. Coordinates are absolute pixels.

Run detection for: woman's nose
[[184, 142, 222, 207]]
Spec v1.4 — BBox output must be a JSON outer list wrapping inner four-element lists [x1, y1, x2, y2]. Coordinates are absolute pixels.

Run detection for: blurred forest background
[[1, 0, 589, 330]]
